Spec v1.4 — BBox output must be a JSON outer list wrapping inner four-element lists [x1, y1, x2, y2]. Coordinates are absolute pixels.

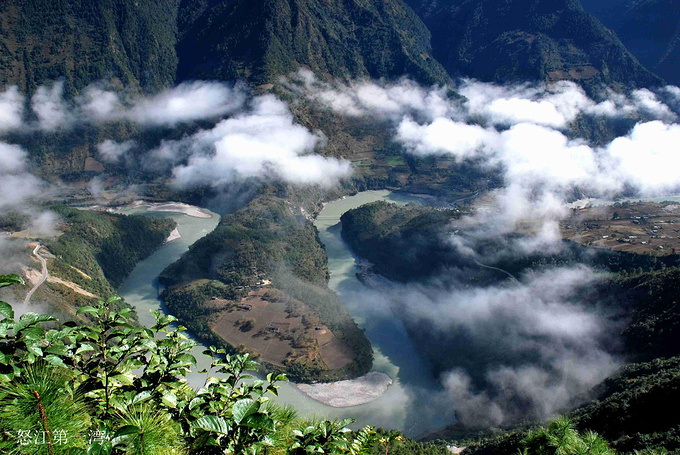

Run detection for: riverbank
[[146, 202, 213, 219], [296, 372, 393, 407], [165, 227, 181, 243]]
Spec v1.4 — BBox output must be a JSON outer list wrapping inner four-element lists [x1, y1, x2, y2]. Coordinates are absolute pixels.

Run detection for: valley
[[1, 0, 680, 453]]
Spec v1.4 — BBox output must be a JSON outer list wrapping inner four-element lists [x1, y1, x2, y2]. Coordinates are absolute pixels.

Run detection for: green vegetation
[[404, 0, 662, 90], [465, 417, 624, 455], [571, 356, 680, 453], [0, 0, 179, 94], [583, 0, 679, 86], [44, 206, 175, 304], [0, 276, 442, 454], [161, 195, 372, 382], [177, 0, 450, 86], [614, 268, 680, 362], [341, 201, 461, 282]]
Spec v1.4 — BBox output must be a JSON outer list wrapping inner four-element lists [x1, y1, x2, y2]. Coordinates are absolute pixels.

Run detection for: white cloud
[[485, 97, 567, 127], [31, 82, 73, 131], [127, 81, 247, 126], [79, 86, 122, 121], [9, 81, 249, 131], [631, 89, 677, 120], [290, 69, 452, 120], [97, 139, 136, 163], [0, 142, 44, 210], [169, 95, 352, 188], [496, 123, 597, 188], [397, 117, 492, 158], [605, 121, 680, 194], [0, 86, 24, 132], [458, 80, 593, 128]]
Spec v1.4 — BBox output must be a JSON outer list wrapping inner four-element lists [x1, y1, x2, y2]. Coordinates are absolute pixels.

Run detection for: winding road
[[475, 260, 519, 282], [24, 243, 47, 305]]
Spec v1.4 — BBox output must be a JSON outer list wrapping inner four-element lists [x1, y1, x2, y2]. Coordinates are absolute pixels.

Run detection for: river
[[117, 191, 453, 437]]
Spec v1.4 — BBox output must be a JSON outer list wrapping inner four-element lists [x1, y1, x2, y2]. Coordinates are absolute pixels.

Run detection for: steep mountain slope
[[176, 0, 451, 85], [608, 0, 680, 86], [404, 0, 663, 89], [0, 0, 180, 94]]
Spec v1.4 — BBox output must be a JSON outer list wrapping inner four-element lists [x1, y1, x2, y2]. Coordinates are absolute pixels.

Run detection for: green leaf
[[161, 392, 177, 408], [188, 396, 206, 411], [44, 355, 67, 368], [0, 274, 24, 288], [232, 398, 260, 424], [26, 343, 43, 356], [113, 425, 141, 438], [132, 391, 152, 405], [15, 313, 56, 331], [242, 414, 276, 431], [76, 306, 99, 316], [191, 416, 231, 435], [88, 440, 113, 455], [0, 301, 14, 320], [75, 344, 96, 355]]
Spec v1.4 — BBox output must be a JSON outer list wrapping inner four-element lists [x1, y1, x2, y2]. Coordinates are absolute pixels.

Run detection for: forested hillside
[[582, 0, 680, 86], [176, 0, 450, 85], [404, 0, 663, 89], [35, 207, 175, 313], [0, 0, 179, 94]]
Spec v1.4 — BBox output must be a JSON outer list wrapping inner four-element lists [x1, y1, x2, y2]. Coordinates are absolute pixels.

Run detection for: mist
[[291, 72, 680, 427], [2, 71, 679, 430]]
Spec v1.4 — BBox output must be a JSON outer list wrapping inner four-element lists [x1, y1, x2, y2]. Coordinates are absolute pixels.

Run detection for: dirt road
[[24, 244, 47, 305]]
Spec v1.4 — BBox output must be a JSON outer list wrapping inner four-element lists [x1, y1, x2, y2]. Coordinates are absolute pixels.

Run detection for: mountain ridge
[[403, 0, 664, 89]]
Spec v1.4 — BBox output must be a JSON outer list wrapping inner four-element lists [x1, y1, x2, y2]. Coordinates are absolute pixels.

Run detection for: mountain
[[0, 0, 179, 95], [583, 0, 680, 86], [0, 0, 450, 94], [7, 206, 175, 318], [176, 0, 451, 85], [403, 0, 663, 89]]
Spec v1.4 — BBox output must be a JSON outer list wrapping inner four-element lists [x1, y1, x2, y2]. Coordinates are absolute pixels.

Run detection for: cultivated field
[[211, 289, 353, 370], [561, 201, 680, 255]]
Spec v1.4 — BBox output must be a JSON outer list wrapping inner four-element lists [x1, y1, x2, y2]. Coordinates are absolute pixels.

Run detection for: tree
[[0, 275, 381, 455]]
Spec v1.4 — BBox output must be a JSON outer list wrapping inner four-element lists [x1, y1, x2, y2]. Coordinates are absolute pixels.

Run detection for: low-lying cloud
[[357, 263, 620, 429], [152, 95, 352, 188], [8, 80, 248, 131], [291, 72, 680, 428], [295, 71, 680, 249], [1, 80, 352, 188], [0, 87, 25, 132], [0, 142, 45, 210]]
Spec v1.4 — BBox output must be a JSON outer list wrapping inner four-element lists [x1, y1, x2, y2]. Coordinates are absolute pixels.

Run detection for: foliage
[[404, 0, 662, 90], [340, 201, 461, 282], [0, 275, 390, 454], [0, 0, 179, 94], [613, 268, 680, 361], [522, 417, 615, 455], [177, 0, 450, 86], [570, 356, 680, 453]]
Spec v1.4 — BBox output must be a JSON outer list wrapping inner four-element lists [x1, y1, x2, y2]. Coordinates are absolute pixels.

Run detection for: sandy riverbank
[[165, 227, 181, 243], [295, 372, 393, 408], [87, 201, 213, 219], [145, 202, 213, 218]]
